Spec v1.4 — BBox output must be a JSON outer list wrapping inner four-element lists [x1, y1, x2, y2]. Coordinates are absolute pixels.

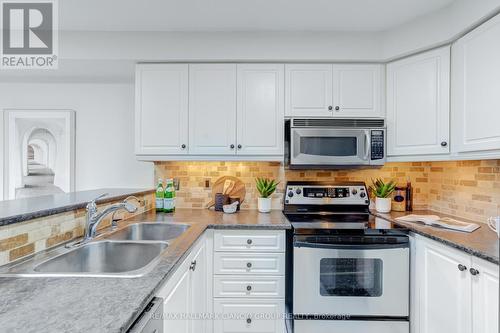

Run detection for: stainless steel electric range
[[284, 181, 410, 333]]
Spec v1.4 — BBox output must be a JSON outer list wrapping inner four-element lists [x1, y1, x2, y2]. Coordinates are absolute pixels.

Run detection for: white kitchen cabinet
[[471, 257, 500, 333], [135, 64, 188, 155], [213, 230, 286, 333], [285, 64, 333, 117], [386, 46, 450, 157], [237, 64, 284, 156], [332, 64, 383, 117], [157, 233, 208, 333], [413, 234, 499, 333], [189, 64, 237, 155], [452, 13, 500, 155], [285, 64, 383, 118], [213, 299, 285, 333], [163, 267, 191, 333]]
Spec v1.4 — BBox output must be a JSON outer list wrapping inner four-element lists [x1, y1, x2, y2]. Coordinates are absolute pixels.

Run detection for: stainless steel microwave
[[285, 118, 386, 169]]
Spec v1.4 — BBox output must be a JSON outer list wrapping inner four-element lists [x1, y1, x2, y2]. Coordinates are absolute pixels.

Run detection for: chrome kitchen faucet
[[83, 193, 138, 242]]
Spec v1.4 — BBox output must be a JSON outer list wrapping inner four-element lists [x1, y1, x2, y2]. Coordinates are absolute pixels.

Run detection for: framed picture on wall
[[3, 109, 76, 200]]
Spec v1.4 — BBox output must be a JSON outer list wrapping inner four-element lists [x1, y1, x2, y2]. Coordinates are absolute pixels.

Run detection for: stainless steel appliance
[[284, 181, 409, 333], [285, 118, 386, 169], [128, 297, 163, 333]]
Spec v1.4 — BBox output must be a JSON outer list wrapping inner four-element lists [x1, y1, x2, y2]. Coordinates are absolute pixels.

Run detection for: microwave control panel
[[371, 130, 385, 160]]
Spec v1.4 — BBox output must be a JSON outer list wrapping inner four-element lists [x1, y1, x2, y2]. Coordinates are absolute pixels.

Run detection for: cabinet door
[[163, 268, 190, 333], [332, 64, 383, 117], [191, 242, 208, 333], [471, 257, 499, 333], [135, 64, 188, 155], [285, 64, 333, 117], [237, 64, 284, 156], [189, 64, 237, 155], [452, 13, 500, 154], [416, 236, 471, 333], [386, 46, 450, 156]]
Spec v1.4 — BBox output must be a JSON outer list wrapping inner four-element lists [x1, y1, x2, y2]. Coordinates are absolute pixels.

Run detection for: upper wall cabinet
[[135, 64, 189, 155], [237, 64, 284, 156], [452, 13, 500, 155], [386, 46, 450, 157], [285, 64, 383, 118], [189, 64, 237, 155]]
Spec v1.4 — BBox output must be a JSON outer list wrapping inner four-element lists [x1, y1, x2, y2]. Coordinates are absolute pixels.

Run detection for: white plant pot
[[375, 197, 392, 213], [258, 197, 272, 213]]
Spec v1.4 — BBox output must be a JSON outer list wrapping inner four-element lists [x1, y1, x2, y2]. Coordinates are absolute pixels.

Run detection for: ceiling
[[59, 0, 456, 32]]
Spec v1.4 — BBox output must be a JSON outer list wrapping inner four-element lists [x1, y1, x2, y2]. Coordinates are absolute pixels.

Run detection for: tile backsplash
[[155, 159, 500, 223]]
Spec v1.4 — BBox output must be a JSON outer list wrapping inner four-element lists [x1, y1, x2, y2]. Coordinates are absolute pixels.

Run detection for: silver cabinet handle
[[441, 141, 448, 147], [335, 106, 340, 111], [246, 285, 252, 291], [470, 268, 479, 276], [189, 260, 197, 271], [181, 144, 186, 149], [247, 239, 253, 245], [328, 106, 333, 111], [458, 264, 467, 271], [246, 262, 252, 268], [230, 144, 235, 149]]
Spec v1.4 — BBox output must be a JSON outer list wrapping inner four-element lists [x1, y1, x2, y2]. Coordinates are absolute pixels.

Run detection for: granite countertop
[[0, 209, 290, 333], [373, 210, 500, 265], [0, 188, 155, 227]]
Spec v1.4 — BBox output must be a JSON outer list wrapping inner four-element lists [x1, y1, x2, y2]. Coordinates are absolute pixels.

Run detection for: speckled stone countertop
[[0, 209, 290, 333], [373, 210, 499, 265], [0, 188, 155, 227]]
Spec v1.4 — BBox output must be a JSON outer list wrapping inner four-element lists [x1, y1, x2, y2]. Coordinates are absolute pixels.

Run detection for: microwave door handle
[[363, 132, 370, 160]]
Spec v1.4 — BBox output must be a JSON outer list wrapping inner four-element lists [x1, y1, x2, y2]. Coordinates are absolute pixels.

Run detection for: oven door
[[293, 240, 409, 317], [290, 128, 370, 167]]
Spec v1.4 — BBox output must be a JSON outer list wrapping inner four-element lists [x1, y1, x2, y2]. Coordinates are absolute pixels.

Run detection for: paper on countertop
[[395, 214, 480, 232]]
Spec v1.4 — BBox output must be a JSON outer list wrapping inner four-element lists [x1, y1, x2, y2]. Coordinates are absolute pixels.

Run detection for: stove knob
[[296, 188, 302, 195], [352, 189, 358, 195], [288, 191, 294, 197], [360, 192, 366, 198]]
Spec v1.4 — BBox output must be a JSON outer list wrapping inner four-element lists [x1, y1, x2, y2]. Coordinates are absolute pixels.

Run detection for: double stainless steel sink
[[0, 223, 190, 278]]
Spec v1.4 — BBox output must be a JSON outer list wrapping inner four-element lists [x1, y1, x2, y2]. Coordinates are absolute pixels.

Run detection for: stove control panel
[[285, 183, 369, 206]]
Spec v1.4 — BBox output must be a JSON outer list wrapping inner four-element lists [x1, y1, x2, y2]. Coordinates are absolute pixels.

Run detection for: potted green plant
[[255, 178, 279, 213], [369, 178, 397, 213]]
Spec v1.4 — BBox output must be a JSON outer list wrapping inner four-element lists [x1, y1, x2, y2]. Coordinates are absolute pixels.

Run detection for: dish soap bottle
[[156, 178, 164, 212], [163, 178, 176, 213]]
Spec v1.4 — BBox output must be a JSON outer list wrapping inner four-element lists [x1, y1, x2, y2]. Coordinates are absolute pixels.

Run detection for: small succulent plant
[[369, 178, 397, 198], [255, 178, 279, 198]]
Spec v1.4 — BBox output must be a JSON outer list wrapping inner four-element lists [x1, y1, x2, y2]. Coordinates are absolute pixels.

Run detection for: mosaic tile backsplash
[[155, 159, 499, 222], [0, 193, 154, 266]]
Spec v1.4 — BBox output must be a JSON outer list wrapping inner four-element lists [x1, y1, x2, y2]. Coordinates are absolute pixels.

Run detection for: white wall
[[0, 83, 153, 200], [382, 0, 500, 59]]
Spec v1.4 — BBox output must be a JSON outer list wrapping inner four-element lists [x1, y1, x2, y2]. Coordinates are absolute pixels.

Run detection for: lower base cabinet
[[214, 299, 285, 333], [412, 234, 499, 333], [157, 233, 208, 333]]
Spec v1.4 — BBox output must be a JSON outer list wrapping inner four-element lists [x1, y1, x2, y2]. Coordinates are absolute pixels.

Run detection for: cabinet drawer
[[214, 276, 285, 298], [214, 230, 285, 252], [214, 253, 285, 275], [214, 299, 285, 333]]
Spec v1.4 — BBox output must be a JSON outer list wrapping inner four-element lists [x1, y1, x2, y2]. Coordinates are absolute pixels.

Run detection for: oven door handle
[[294, 241, 409, 250]]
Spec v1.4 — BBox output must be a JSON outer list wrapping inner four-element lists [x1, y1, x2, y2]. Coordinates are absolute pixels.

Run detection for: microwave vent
[[292, 118, 385, 128]]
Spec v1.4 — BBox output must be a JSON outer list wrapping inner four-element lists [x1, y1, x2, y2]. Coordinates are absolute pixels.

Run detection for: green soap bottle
[[155, 178, 164, 212], [163, 179, 176, 213]]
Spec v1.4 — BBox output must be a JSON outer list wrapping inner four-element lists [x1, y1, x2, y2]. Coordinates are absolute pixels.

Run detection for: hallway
[[15, 161, 64, 199]]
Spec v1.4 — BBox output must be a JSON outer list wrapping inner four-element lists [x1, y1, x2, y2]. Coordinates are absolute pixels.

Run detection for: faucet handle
[[86, 193, 108, 212]]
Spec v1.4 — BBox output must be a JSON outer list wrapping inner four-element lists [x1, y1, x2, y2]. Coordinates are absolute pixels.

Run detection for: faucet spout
[[83, 197, 138, 242]]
